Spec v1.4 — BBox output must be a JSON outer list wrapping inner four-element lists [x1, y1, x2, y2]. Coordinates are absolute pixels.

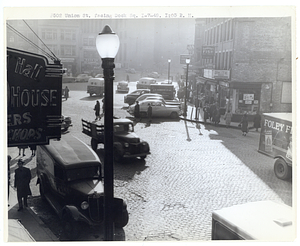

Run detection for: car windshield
[[65, 166, 100, 182]]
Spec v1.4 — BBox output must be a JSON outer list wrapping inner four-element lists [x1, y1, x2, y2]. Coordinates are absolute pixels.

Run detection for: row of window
[[203, 50, 233, 70], [42, 44, 76, 56], [205, 19, 234, 45], [41, 29, 77, 41]]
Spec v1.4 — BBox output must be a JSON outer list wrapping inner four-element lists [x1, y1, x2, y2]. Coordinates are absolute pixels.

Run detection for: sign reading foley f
[[7, 48, 64, 147]]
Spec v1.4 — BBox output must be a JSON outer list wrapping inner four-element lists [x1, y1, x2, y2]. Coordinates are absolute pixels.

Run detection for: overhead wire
[[23, 20, 60, 62], [6, 22, 58, 62]]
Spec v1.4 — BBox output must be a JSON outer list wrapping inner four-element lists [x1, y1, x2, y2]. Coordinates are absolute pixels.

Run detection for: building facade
[[192, 17, 292, 121], [7, 19, 194, 78]]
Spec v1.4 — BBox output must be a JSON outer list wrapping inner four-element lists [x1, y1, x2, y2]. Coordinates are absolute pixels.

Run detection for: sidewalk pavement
[[7, 147, 59, 242], [182, 103, 248, 130]]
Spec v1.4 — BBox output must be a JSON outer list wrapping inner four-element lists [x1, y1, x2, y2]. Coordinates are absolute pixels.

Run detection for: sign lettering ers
[[7, 48, 63, 147]]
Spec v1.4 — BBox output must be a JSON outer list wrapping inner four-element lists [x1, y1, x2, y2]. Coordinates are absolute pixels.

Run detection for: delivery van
[[258, 113, 292, 180], [87, 78, 104, 96], [212, 201, 294, 241], [150, 84, 176, 100], [136, 77, 157, 89]]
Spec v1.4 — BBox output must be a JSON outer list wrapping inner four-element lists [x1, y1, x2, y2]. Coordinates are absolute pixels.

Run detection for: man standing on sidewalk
[[147, 103, 152, 125], [14, 159, 32, 211]]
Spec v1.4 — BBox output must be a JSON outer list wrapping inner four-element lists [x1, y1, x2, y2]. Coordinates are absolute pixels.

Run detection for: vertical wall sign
[[7, 47, 64, 147]]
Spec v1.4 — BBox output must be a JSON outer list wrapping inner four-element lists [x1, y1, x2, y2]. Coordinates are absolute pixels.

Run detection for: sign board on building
[[243, 94, 255, 101], [7, 48, 63, 147], [213, 70, 230, 80], [180, 54, 191, 64], [204, 69, 213, 79], [202, 46, 215, 59]]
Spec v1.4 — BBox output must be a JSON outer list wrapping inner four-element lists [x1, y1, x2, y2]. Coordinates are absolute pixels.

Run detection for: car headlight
[[124, 143, 129, 147], [81, 201, 89, 210]]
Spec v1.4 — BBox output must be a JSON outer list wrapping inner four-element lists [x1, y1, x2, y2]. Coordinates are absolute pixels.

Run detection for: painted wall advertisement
[[258, 113, 292, 162], [7, 48, 63, 147]]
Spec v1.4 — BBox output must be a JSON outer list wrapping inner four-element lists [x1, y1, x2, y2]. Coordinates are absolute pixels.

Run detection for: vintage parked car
[[124, 89, 150, 105], [116, 81, 129, 93], [61, 115, 72, 133], [125, 68, 136, 74], [36, 134, 129, 239], [128, 99, 182, 119], [147, 72, 160, 78], [135, 94, 182, 109], [82, 118, 150, 161], [75, 74, 92, 82]]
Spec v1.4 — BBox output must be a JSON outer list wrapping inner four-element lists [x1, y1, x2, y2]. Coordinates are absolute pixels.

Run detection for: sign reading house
[[7, 48, 63, 147]]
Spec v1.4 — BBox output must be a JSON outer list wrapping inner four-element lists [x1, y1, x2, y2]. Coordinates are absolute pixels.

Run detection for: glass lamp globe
[[96, 25, 120, 58]]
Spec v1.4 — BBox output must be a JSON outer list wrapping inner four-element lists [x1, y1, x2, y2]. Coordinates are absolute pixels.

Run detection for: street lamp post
[[184, 58, 190, 117], [168, 59, 171, 83], [96, 25, 120, 241]]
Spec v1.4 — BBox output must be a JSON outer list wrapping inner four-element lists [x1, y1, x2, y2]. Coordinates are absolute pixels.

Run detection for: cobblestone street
[[113, 118, 292, 241], [7, 82, 293, 241]]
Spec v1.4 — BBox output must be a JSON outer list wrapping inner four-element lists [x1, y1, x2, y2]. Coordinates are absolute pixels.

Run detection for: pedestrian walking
[[209, 103, 216, 122], [253, 111, 261, 132], [213, 107, 220, 125], [8, 155, 11, 205], [18, 146, 28, 156], [14, 159, 32, 211], [64, 86, 69, 100], [134, 101, 140, 122], [94, 100, 101, 120], [29, 145, 36, 156], [239, 113, 249, 136], [224, 110, 233, 128], [102, 97, 105, 115], [203, 104, 209, 123], [147, 103, 152, 124], [126, 74, 130, 82]]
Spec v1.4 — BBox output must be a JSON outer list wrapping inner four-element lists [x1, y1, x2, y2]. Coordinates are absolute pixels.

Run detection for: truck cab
[[36, 134, 129, 239]]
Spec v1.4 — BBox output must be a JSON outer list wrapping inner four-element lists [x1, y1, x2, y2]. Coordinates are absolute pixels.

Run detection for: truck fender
[[274, 155, 292, 166], [61, 205, 81, 221]]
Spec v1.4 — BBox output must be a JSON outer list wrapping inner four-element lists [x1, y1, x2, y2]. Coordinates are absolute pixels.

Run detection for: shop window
[[281, 82, 292, 103]]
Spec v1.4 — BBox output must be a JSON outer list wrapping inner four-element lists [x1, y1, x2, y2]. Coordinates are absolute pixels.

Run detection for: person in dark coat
[[134, 101, 140, 122], [253, 111, 261, 131], [239, 113, 249, 136], [29, 145, 36, 156], [14, 159, 32, 211], [94, 100, 101, 120], [147, 103, 152, 124], [203, 104, 209, 123], [18, 146, 28, 156], [64, 86, 69, 100], [212, 107, 220, 125]]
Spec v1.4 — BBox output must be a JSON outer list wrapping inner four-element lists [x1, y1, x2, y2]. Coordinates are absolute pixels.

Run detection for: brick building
[[192, 17, 292, 121]]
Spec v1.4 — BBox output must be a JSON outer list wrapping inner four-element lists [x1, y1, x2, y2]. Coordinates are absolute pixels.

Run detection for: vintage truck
[[36, 134, 129, 239], [82, 118, 150, 162], [258, 113, 292, 180]]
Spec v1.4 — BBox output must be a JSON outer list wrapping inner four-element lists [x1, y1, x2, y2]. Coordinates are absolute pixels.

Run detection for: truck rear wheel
[[274, 158, 291, 180]]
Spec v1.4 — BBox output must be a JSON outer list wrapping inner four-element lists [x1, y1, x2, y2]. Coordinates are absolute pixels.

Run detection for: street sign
[[180, 54, 191, 64], [202, 46, 215, 59], [7, 48, 64, 147]]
